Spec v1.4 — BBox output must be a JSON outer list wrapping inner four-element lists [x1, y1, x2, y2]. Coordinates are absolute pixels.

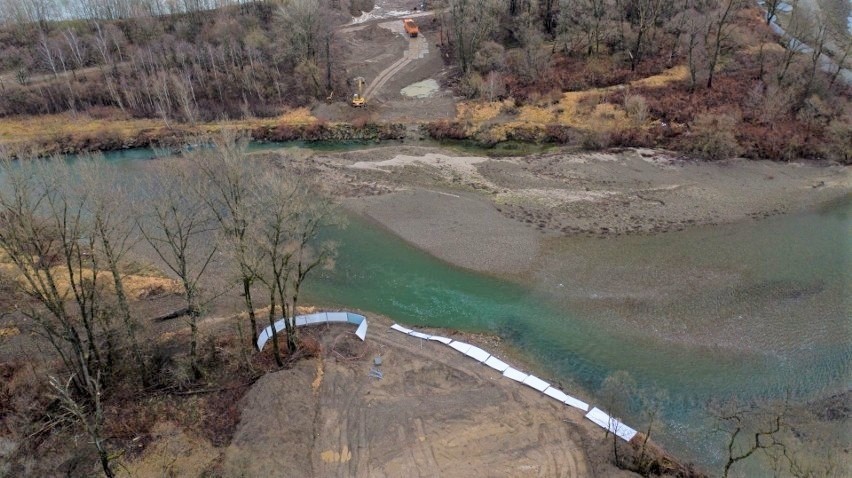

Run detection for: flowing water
[[10, 144, 849, 473], [303, 195, 851, 473]]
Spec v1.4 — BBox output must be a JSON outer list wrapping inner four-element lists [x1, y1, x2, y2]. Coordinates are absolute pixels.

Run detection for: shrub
[[458, 72, 485, 99], [423, 120, 468, 140], [473, 41, 506, 74], [687, 110, 742, 160], [822, 117, 852, 164], [544, 125, 579, 144], [624, 94, 649, 125]]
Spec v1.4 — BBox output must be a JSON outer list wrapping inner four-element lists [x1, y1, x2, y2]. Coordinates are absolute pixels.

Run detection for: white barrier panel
[[389, 323, 633, 441], [502, 367, 528, 383], [544, 387, 568, 403], [327, 312, 349, 323], [409, 331, 431, 340], [585, 407, 637, 442], [523, 375, 550, 392], [390, 324, 413, 334], [464, 345, 491, 362], [484, 356, 510, 372], [355, 320, 368, 340], [449, 341, 472, 354], [565, 395, 590, 412], [429, 336, 453, 345], [257, 312, 368, 351]]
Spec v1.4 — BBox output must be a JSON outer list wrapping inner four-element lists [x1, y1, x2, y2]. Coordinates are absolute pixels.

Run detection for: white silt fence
[[390, 323, 638, 442], [256, 311, 368, 351]]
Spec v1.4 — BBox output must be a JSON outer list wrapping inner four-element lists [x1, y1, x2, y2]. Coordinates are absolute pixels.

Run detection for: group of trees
[[0, 0, 258, 25], [0, 0, 346, 120], [440, 0, 849, 93], [435, 0, 850, 161], [0, 132, 335, 476]]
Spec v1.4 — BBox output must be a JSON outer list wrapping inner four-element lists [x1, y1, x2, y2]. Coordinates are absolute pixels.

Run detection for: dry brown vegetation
[[430, 0, 851, 162], [0, 135, 338, 476]]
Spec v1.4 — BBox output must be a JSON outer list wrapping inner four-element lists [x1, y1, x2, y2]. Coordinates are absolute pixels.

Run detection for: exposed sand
[[347, 189, 541, 276], [296, 145, 849, 275]]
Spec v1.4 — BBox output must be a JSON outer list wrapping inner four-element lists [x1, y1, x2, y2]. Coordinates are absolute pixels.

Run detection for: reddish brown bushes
[[423, 120, 468, 140]]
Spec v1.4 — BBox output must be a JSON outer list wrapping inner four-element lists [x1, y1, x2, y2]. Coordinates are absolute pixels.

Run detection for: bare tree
[[190, 132, 263, 349], [705, 0, 743, 89], [0, 156, 113, 399], [78, 154, 148, 384], [763, 0, 785, 25], [627, 0, 669, 71], [449, 0, 500, 73], [138, 160, 219, 378], [249, 167, 336, 364], [559, 0, 611, 56], [713, 397, 789, 478], [48, 373, 114, 478]]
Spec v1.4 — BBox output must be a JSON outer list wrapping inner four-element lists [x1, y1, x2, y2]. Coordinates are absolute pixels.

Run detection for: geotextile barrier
[[256, 312, 367, 351], [390, 323, 638, 442]]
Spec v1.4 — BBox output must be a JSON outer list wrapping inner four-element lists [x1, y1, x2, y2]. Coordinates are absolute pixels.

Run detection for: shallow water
[[302, 196, 851, 472], [400, 79, 440, 98], [10, 144, 849, 473]]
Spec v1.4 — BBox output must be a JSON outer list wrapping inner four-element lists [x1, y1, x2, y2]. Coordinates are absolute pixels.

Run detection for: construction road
[[363, 29, 428, 100]]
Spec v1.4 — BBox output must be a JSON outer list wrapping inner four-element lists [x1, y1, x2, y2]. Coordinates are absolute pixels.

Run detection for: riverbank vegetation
[[0, 133, 337, 475], [0, 0, 849, 162], [428, 0, 851, 162]]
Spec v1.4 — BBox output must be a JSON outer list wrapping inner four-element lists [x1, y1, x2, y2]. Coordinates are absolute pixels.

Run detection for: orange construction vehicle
[[403, 19, 419, 38]]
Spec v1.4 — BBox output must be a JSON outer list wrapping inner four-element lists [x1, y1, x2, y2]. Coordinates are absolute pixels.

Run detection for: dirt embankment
[[120, 315, 652, 477]]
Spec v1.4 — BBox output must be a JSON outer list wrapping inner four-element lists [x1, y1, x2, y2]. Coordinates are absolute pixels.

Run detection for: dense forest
[[0, 0, 364, 120], [0, 0, 850, 161]]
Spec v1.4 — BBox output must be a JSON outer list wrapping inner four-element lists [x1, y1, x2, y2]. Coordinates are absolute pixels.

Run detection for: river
[[302, 193, 849, 471], [15, 143, 850, 474]]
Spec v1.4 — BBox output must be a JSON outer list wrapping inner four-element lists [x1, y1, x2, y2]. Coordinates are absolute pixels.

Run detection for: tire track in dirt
[[363, 31, 426, 100]]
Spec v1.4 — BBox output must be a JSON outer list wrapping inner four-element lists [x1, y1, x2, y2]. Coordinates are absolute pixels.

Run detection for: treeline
[[0, 133, 335, 476], [437, 0, 851, 161], [0, 0, 355, 120]]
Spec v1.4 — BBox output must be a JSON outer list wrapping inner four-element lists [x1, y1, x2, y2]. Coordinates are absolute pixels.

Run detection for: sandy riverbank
[[292, 145, 850, 276]]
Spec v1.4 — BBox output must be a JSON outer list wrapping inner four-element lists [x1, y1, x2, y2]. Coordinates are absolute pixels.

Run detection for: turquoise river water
[[14, 143, 850, 474]]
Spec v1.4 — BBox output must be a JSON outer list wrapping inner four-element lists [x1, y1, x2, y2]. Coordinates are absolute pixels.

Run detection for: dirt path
[[363, 23, 429, 100]]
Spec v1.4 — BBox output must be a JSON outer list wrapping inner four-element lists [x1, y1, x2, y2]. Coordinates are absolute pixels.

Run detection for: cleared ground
[[122, 316, 637, 477], [315, 1, 456, 123]]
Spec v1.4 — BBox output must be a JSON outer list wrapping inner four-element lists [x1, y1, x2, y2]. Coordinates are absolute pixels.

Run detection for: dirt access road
[[316, 1, 456, 122]]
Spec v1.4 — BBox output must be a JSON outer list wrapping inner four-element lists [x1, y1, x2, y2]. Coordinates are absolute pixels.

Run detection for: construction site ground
[[122, 314, 633, 477], [314, 0, 457, 123]]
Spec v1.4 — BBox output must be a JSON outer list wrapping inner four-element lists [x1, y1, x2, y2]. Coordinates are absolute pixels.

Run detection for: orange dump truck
[[403, 18, 419, 37]]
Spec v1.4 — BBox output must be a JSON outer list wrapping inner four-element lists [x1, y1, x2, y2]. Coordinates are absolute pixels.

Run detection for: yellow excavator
[[351, 77, 366, 107]]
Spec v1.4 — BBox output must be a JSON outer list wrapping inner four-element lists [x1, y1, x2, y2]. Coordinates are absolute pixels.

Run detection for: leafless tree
[[763, 0, 785, 25], [627, 0, 669, 71], [77, 154, 148, 384], [449, 0, 500, 73], [189, 132, 263, 349], [713, 397, 789, 478], [248, 167, 336, 365], [0, 156, 113, 399], [48, 373, 114, 478], [705, 0, 743, 89], [137, 160, 219, 378]]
